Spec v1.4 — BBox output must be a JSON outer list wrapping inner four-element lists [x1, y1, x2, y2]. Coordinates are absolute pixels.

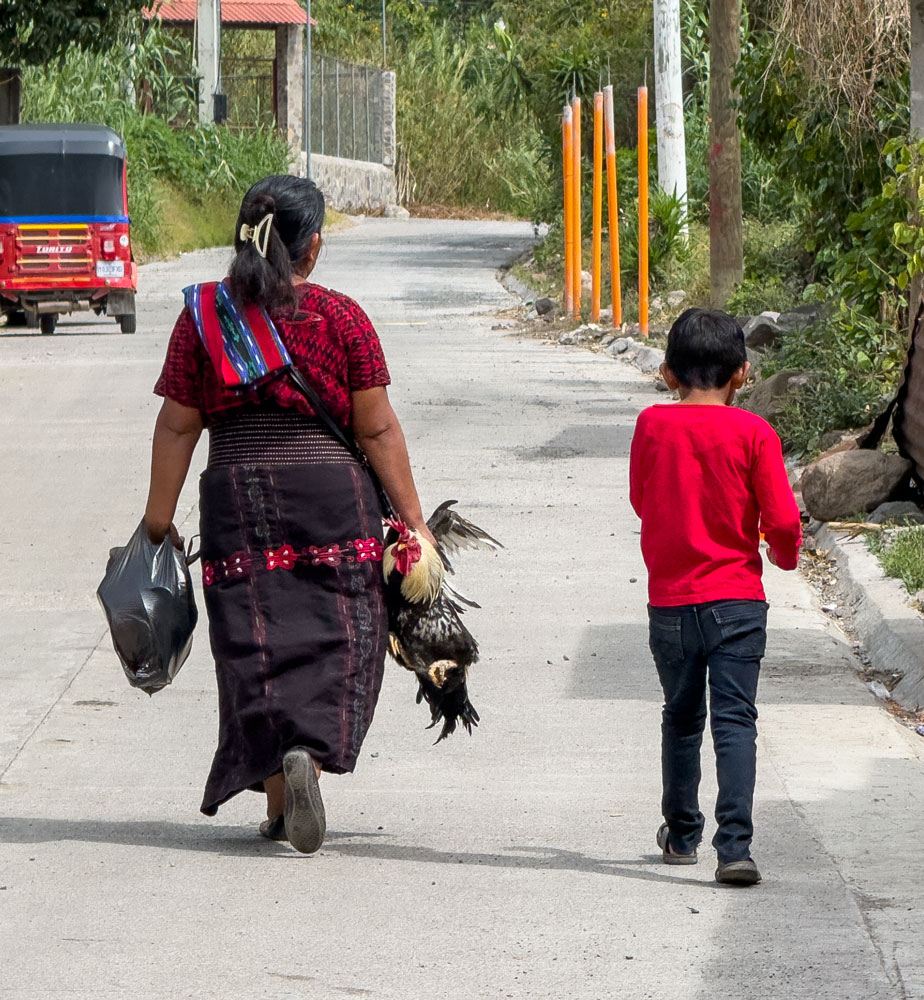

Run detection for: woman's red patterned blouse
[[153, 282, 390, 426]]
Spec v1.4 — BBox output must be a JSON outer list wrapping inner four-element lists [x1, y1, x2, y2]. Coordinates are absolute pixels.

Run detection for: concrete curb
[[499, 269, 536, 304], [496, 273, 668, 381], [816, 523, 924, 709]]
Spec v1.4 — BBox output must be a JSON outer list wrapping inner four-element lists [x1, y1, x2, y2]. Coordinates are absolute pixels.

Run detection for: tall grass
[[395, 22, 549, 216], [21, 22, 291, 256]]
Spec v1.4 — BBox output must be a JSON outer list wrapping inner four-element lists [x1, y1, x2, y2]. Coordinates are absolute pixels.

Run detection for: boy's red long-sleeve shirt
[[629, 404, 802, 607]]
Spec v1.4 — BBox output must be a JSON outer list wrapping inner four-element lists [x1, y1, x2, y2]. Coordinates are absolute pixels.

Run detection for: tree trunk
[[653, 0, 687, 217], [909, 0, 924, 333], [0, 67, 22, 125], [709, 0, 743, 307]]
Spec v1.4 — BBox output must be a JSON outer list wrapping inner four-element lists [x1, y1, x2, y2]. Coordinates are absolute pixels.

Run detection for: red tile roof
[[146, 0, 314, 25]]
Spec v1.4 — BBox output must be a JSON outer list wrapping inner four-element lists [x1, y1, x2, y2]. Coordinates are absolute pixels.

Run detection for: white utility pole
[[197, 0, 222, 124], [653, 0, 687, 212]]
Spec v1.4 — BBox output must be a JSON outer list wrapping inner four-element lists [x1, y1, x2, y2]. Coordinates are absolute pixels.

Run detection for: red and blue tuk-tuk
[[0, 124, 137, 334]]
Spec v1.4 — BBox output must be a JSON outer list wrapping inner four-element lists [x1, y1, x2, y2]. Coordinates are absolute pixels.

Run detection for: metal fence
[[223, 58, 275, 129], [310, 54, 384, 164]]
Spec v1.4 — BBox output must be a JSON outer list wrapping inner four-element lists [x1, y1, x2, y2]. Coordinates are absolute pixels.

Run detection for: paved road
[[1, 219, 922, 999]]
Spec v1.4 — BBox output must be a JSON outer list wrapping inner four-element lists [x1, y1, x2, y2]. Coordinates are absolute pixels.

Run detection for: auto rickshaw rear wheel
[[39, 314, 57, 335], [119, 314, 136, 335], [5, 310, 27, 328]]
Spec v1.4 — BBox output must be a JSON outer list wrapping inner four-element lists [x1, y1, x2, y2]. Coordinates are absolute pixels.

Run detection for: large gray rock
[[801, 451, 913, 522], [867, 501, 924, 526], [635, 345, 666, 374], [742, 370, 816, 424], [743, 313, 784, 349], [745, 348, 763, 372], [535, 297, 557, 316], [777, 308, 821, 332]]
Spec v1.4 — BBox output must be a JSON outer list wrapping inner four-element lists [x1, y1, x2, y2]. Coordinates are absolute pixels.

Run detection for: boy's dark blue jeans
[[648, 599, 768, 864]]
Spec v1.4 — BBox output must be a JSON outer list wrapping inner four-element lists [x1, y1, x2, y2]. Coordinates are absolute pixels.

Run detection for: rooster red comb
[[386, 518, 422, 576]]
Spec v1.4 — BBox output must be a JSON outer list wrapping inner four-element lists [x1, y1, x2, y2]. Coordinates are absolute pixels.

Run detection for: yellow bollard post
[[603, 84, 622, 327], [638, 84, 649, 337], [571, 94, 582, 318], [591, 91, 604, 324], [562, 105, 574, 318]]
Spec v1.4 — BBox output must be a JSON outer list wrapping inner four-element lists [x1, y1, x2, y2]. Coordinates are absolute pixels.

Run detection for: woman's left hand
[[414, 523, 438, 549]]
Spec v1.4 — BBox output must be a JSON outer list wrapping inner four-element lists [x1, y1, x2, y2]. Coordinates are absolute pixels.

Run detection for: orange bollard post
[[591, 91, 603, 324], [562, 105, 574, 317], [637, 85, 649, 337], [571, 94, 582, 318], [603, 84, 622, 327]]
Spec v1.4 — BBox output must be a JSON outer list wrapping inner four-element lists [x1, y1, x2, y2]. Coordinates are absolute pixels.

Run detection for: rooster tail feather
[[443, 581, 480, 610], [413, 671, 479, 743]]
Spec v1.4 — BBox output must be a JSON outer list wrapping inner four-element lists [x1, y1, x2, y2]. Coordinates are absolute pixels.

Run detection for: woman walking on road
[[144, 174, 434, 853]]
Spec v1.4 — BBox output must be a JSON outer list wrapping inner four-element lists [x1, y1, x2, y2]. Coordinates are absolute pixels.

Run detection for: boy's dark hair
[[664, 308, 747, 389]]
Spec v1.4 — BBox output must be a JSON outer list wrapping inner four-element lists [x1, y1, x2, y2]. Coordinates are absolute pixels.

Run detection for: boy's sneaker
[[715, 858, 761, 885], [656, 822, 698, 865]]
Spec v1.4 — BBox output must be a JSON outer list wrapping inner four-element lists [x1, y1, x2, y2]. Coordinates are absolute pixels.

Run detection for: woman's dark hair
[[228, 174, 326, 311], [664, 308, 747, 389]]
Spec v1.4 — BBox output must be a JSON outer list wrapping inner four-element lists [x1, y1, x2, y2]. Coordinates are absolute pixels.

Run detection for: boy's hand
[[766, 547, 778, 567]]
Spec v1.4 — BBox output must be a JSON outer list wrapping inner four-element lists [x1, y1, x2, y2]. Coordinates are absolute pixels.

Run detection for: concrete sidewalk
[[0, 219, 922, 999]]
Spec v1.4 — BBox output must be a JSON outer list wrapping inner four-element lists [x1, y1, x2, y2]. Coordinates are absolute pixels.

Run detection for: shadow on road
[[322, 839, 708, 888], [0, 815, 709, 884], [0, 817, 379, 858]]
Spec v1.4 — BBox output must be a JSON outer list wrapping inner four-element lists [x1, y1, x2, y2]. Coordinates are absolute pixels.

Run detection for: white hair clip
[[239, 212, 274, 258]]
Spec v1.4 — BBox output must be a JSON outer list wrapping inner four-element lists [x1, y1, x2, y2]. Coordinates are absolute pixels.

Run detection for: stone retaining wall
[[297, 152, 397, 214]]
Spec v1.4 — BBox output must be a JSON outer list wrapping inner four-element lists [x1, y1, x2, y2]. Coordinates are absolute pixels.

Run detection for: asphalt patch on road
[[516, 424, 633, 461]]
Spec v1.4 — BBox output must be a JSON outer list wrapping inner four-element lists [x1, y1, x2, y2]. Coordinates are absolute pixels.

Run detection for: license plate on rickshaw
[[96, 260, 124, 278]]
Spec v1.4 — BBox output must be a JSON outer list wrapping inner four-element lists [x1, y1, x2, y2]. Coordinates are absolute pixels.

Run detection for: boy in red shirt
[[629, 308, 801, 886]]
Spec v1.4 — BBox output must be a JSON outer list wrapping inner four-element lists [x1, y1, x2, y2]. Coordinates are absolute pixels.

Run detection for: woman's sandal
[[657, 822, 698, 865], [283, 747, 326, 854], [259, 814, 287, 841]]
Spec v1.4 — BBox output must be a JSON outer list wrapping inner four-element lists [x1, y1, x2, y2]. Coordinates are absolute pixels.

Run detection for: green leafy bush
[[620, 187, 690, 289], [736, 25, 908, 261], [759, 305, 904, 456], [809, 137, 924, 329], [868, 527, 924, 594], [725, 220, 810, 314]]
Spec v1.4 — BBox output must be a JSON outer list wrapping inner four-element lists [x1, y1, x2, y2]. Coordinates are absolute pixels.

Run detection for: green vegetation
[[1, 1, 147, 66], [12, 0, 922, 459], [19, 19, 290, 258], [868, 528, 924, 595], [312, 0, 651, 218]]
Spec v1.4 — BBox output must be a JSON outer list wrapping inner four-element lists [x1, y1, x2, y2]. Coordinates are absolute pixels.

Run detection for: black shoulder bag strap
[[287, 367, 396, 520]]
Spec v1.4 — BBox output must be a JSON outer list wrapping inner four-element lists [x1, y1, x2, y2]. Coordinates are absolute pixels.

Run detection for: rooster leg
[[427, 659, 457, 688]]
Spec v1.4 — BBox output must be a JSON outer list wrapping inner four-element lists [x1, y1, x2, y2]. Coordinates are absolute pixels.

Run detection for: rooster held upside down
[[383, 501, 502, 742]]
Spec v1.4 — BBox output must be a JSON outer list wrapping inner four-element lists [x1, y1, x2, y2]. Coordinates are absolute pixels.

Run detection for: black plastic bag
[[97, 521, 198, 695]]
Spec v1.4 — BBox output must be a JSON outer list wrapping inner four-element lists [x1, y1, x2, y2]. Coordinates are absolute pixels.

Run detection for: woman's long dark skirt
[[197, 408, 388, 816]]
